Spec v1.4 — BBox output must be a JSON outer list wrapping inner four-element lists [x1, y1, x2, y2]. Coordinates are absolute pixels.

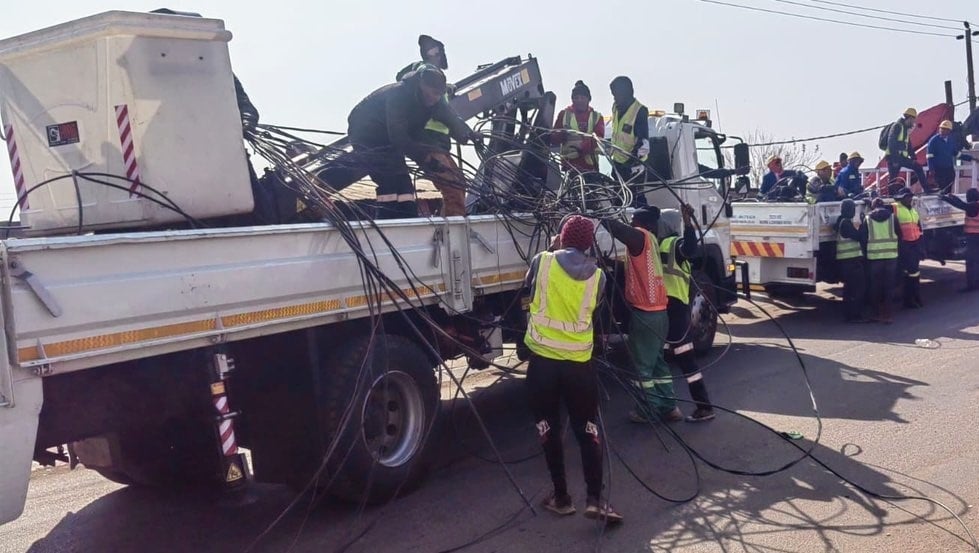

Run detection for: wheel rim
[[690, 287, 716, 343], [361, 371, 426, 468]]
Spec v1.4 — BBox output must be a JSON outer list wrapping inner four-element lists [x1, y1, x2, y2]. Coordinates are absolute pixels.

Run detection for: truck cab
[[605, 109, 738, 352]]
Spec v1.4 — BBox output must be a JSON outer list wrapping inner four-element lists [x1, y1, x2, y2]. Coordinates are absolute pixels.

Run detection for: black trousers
[[933, 166, 956, 192], [838, 258, 867, 320], [526, 354, 603, 501], [666, 298, 711, 408], [316, 144, 417, 219], [899, 240, 923, 277], [869, 258, 897, 318], [966, 235, 979, 289], [886, 155, 929, 190]]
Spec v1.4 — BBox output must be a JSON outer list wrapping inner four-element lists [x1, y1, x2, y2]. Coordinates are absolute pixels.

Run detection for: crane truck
[[0, 10, 740, 525]]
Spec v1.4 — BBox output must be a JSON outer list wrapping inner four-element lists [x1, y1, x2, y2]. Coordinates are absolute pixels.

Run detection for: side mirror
[[733, 143, 750, 173]]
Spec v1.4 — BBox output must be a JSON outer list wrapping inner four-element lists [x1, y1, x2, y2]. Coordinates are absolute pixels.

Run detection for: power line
[[774, 0, 961, 31], [733, 99, 972, 148], [696, 0, 956, 37], [810, 0, 975, 26]]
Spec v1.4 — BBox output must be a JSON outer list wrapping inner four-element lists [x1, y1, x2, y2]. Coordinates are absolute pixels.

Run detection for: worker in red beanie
[[522, 215, 622, 523]]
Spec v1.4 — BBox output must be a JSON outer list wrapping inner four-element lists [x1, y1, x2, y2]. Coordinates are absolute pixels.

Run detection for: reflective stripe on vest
[[836, 223, 863, 260], [867, 216, 898, 260], [659, 236, 691, 303], [895, 204, 922, 242], [611, 100, 644, 164], [625, 230, 668, 311], [966, 213, 979, 234], [560, 109, 601, 167], [886, 124, 907, 156], [523, 253, 601, 362]]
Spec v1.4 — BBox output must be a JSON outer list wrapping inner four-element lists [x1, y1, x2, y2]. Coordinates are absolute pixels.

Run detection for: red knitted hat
[[560, 215, 595, 252]]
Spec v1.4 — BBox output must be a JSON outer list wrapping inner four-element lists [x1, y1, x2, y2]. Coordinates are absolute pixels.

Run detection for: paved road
[[2, 261, 978, 553]]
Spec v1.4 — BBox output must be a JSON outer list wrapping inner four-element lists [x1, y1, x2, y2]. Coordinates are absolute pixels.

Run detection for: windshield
[[694, 129, 725, 191]]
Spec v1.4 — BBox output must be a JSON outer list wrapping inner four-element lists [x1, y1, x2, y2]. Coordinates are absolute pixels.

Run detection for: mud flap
[[0, 369, 43, 524]]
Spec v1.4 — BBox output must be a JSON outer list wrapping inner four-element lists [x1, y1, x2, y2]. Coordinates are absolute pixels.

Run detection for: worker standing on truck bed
[[927, 120, 967, 194], [608, 76, 650, 207], [602, 208, 683, 424], [885, 108, 932, 193], [807, 161, 842, 203], [894, 187, 925, 308], [522, 215, 623, 524], [318, 66, 477, 219], [835, 152, 865, 198], [552, 81, 604, 176], [834, 199, 869, 322], [940, 189, 979, 292], [759, 156, 803, 197], [395, 35, 466, 216], [866, 198, 899, 323], [658, 206, 715, 422]]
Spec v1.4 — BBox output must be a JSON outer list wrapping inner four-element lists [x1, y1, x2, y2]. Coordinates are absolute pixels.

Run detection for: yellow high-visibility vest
[[660, 236, 691, 303], [524, 253, 602, 362]]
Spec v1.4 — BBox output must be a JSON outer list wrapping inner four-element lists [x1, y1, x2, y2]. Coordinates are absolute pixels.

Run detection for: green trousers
[[628, 308, 675, 415]]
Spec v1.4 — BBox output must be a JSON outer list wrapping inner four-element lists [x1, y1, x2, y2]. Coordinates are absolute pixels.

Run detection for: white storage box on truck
[[0, 11, 253, 236]]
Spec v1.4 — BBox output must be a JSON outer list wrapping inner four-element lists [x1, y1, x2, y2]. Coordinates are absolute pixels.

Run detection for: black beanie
[[571, 80, 591, 100], [418, 35, 447, 70]]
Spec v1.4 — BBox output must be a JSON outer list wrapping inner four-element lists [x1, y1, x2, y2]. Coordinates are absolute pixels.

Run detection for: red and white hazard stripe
[[114, 105, 141, 197], [4, 124, 28, 209], [213, 394, 238, 456]]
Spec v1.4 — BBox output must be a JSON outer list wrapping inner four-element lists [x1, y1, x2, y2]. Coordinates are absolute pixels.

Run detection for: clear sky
[[0, 0, 975, 216]]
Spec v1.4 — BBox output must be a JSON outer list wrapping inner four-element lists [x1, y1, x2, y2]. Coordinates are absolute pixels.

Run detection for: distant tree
[[725, 130, 822, 186]]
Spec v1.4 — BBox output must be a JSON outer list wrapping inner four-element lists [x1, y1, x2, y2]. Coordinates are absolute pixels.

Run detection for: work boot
[[541, 492, 575, 516], [584, 498, 624, 524], [912, 277, 923, 307], [659, 407, 684, 423], [685, 407, 716, 423]]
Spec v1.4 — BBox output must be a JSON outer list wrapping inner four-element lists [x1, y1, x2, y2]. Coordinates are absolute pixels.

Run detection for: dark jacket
[[835, 214, 868, 255], [887, 119, 912, 158], [941, 194, 979, 217], [234, 76, 259, 131], [835, 165, 863, 197], [760, 169, 802, 196], [926, 134, 957, 170], [347, 69, 470, 162]]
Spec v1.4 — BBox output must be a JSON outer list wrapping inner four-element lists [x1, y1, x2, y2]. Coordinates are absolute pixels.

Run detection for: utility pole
[[958, 21, 978, 112]]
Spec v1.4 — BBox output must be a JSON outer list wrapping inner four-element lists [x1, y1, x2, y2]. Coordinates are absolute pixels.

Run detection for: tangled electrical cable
[[8, 109, 972, 552]]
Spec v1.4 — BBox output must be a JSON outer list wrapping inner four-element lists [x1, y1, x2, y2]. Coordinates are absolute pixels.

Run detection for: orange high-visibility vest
[[624, 229, 668, 312], [895, 204, 922, 242]]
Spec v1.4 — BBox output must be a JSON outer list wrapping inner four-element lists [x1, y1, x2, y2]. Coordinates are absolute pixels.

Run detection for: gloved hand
[[446, 82, 457, 97], [629, 164, 644, 177], [681, 203, 695, 224], [637, 139, 650, 159], [468, 130, 483, 145]]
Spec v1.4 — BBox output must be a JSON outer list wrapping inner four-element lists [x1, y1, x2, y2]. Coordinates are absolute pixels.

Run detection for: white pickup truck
[[729, 163, 977, 294], [0, 11, 740, 524]]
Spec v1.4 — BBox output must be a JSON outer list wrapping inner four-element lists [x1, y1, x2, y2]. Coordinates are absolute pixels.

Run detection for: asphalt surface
[[2, 261, 978, 553]]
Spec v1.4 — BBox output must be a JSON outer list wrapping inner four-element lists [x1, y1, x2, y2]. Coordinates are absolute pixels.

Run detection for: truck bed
[[1, 215, 541, 377]]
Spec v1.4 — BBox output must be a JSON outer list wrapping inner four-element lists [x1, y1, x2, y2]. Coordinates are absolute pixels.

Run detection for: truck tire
[[321, 334, 439, 504], [71, 418, 221, 488], [689, 269, 718, 355]]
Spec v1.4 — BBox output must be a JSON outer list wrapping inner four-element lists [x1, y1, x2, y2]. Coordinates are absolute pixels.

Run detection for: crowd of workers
[[278, 34, 979, 526]]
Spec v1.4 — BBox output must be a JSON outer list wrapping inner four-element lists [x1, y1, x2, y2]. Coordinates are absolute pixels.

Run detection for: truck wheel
[[321, 334, 439, 504], [71, 418, 221, 487], [689, 269, 718, 355]]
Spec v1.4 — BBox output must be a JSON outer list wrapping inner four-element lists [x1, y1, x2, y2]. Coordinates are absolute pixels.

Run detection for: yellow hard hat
[[815, 160, 832, 171], [903, 107, 918, 118], [939, 120, 953, 130], [847, 151, 863, 161]]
